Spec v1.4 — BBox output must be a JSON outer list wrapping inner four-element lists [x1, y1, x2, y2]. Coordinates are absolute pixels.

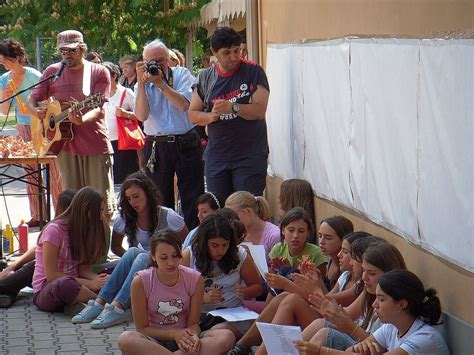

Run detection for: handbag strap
[[118, 89, 127, 108]]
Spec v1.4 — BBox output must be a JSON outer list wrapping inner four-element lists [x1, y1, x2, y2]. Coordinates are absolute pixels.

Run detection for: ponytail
[[378, 270, 443, 325], [255, 196, 271, 221]]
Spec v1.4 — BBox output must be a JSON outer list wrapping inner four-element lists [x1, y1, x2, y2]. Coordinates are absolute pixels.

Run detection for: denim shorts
[[324, 319, 357, 350]]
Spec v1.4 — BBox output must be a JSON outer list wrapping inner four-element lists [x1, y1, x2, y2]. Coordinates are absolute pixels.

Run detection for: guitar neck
[[53, 100, 91, 124]]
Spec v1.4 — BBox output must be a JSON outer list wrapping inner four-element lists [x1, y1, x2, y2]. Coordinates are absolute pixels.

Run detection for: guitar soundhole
[[48, 116, 55, 130]]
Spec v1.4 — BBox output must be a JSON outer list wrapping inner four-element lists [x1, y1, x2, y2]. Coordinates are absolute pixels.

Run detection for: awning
[[194, 0, 246, 27]]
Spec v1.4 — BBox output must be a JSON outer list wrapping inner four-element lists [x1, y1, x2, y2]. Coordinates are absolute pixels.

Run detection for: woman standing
[[0, 38, 62, 226], [102, 61, 139, 184]]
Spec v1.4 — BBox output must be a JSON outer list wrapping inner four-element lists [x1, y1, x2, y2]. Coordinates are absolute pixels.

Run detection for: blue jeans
[[205, 154, 267, 201], [97, 247, 149, 308]]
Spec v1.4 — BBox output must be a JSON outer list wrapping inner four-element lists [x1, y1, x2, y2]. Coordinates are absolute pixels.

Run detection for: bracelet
[[350, 324, 360, 338], [158, 81, 167, 92]]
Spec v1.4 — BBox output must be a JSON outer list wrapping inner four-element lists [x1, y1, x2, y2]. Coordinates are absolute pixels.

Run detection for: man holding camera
[[135, 39, 204, 230]]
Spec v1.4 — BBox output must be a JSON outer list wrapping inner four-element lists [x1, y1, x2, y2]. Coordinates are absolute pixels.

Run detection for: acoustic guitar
[[31, 93, 105, 156]]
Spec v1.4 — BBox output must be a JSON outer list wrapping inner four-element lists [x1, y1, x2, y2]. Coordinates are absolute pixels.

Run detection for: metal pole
[[35, 36, 42, 71]]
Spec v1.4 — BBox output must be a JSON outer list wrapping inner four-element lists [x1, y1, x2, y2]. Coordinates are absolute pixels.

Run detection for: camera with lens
[[146, 60, 162, 76]]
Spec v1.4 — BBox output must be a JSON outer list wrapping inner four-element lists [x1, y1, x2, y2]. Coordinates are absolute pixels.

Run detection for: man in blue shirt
[[135, 39, 204, 230], [189, 27, 270, 201]]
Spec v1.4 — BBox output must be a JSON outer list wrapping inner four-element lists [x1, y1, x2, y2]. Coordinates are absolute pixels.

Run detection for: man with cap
[[28, 30, 115, 217]]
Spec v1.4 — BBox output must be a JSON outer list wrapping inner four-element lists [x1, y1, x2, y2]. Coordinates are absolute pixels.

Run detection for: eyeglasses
[[59, 48, 78, 55]]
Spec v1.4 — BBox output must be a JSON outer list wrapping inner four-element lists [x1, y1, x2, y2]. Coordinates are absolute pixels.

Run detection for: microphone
[[52, 59, 67, 82]]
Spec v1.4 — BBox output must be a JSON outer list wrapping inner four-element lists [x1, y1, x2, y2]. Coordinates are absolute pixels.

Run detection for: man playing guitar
[[28, 30, 115, 218]]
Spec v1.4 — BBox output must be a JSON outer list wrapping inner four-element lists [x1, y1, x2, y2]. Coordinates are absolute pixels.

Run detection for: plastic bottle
[[18, 219, 29, 254], [2, 224, 14, 254]]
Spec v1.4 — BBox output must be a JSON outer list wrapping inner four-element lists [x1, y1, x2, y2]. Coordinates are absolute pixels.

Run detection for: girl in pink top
[[32, 187, 109, 312], [118, 230, 236, 354]]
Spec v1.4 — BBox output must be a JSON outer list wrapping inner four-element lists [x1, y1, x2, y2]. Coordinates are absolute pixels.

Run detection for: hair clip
[[207, 191, 220, 209]]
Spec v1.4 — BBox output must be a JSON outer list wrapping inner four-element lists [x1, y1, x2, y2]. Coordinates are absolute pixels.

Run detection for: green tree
[[0, 0, 210, 68]]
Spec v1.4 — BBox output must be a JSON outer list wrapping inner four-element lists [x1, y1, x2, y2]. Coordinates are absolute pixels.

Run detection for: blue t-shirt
[[195, 59, 270, 162], [139, 66, 195, 135], [0, 67, 42, 125]]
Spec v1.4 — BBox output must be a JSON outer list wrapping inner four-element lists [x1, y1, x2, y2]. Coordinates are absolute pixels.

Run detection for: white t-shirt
[[188, 245, 247, 313], [113, 206, 184, 251], [104, 85, 136, 141], [373, 318, 449, 355], [337, 270, 351, 291]]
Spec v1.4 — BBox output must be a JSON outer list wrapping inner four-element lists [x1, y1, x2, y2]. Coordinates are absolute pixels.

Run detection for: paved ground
[[1, 127, 134, 353]]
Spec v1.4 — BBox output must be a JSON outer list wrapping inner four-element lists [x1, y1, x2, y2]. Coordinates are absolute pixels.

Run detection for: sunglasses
[[59, 48, 78, 55]]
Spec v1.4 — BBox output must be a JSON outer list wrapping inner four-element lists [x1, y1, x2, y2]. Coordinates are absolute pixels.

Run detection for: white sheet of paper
[[245, 244, 269, 277], [208, 306, 259, 321], [256, 322, 302, 355]]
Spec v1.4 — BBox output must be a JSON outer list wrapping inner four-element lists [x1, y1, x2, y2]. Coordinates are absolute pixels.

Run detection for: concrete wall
[[259, 0, 474, 351]]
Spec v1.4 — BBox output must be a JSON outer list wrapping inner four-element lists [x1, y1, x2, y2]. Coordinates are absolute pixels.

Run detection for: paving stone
[[31, 332, 56, 340], [29, 339, 57, 349], [55, 342, 85, 351], [3, 345, 33, 354], [55, 327, 82, 336], [6, 337, 30, 346], [54, 334, 83, 343], [83, 345, 111, 354]]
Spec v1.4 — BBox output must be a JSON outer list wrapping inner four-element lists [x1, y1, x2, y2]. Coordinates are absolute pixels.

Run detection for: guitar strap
[[82, 60, 92, 96]]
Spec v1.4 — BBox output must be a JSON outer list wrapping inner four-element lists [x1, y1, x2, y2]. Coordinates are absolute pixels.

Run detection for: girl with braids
[[32, 187, 109, 313], [182, 191, 224, 250], [182, 214, 262, 341], [295, 269, 449, 354], [72, 172, 188, 328], [118, 230, 235, 354]]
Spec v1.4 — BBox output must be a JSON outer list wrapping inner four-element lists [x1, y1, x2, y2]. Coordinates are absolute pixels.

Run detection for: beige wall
[[266, 176, 474, 325], [259, 0, 474, 325], [259, 0, 473, 65]]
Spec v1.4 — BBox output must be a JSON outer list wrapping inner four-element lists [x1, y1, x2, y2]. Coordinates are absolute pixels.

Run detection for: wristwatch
[[232, 103, 240, 114]]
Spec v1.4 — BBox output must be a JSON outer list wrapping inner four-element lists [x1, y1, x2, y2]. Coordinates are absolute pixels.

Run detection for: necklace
[[397, 319, 415, 338]]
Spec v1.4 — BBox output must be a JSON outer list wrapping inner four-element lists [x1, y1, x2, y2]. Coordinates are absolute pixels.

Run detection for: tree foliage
[[0, 0, 210, 67]]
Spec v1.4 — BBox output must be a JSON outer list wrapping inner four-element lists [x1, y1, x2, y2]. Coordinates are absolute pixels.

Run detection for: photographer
[[135, 39, 204, 231]]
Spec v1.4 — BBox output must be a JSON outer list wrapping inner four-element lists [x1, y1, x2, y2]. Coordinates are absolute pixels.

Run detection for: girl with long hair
[[0, 189, 76, 308], [32, 187, 108, 313], [72, 172, 188, 328], [182, 191, 223, 249], [279, 179, 316, 243], [297, 241, 407, 352], [118, 230, 235, 354], [182, 214, 262, 342], [295, 269, 449, 354]]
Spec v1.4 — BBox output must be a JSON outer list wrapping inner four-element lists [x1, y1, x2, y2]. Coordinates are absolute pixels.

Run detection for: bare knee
[[312, 328, 330, 345], [204, 329, 236, 352], [303, 318, 325, 340], [118, 330, 144, 353]]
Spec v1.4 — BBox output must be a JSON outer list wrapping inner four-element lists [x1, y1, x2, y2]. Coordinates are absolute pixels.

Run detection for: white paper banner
[[266, 39, 474, 271]]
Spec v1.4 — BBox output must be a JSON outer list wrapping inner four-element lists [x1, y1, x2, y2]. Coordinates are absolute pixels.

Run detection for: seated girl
[[118, 230, 235, 354], [300, 241, 407, 352], [72, 172, 187, 328], [182, 191, 223, 249], [225, 191, 280, 256], [182, 214, 263, 341], [0, 189, 76, 308], [32, 187, 109, 314], [228, 209, 330, 355], [294, 269, 449, 354], [279, 178, 317, 244]]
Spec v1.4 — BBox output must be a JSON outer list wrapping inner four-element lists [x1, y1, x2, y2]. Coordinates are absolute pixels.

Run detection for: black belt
[[147, 134, 182, 143]]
